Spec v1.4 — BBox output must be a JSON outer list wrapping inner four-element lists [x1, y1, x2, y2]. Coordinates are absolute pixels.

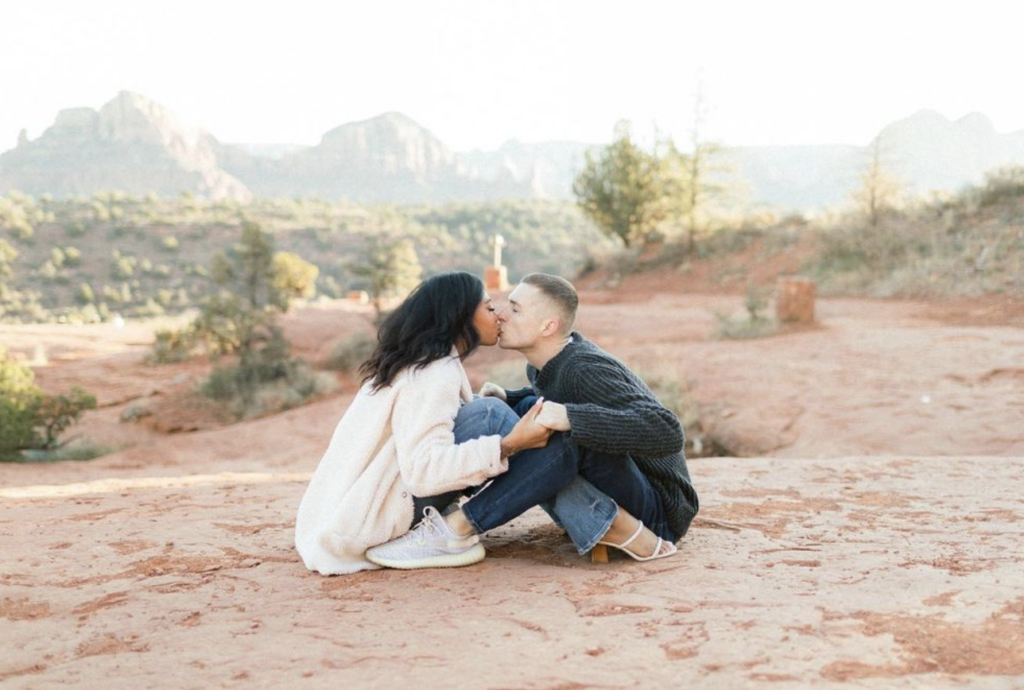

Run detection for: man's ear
[[539, 318, 561, 337]]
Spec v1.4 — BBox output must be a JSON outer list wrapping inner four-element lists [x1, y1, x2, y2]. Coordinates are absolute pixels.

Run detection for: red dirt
[[2, 286, 1023, 688]]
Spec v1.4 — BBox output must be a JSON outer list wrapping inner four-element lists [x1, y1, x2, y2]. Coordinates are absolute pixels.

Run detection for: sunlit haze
[[3, 0, 1022, 151]]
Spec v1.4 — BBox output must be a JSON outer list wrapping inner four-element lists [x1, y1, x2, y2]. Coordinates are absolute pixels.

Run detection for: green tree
[[572, 121, 666, 248], [182, 221, 320, 411], [349, 235, 422, 317], [197, 221, 280, 360], [272, 251, 319, 306]]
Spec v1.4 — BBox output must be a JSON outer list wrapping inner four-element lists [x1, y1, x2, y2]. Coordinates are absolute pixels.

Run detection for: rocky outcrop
[[219, 112, 538, 203], [0, 92, 251, 201]]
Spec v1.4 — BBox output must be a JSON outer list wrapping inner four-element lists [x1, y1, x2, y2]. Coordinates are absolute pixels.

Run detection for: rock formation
[[4, 94, 1024, 210], [0, 91, 251, 201]]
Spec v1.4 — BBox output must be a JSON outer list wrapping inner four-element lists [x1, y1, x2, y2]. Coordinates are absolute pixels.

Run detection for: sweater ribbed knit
[[505, 332, 699, 537]]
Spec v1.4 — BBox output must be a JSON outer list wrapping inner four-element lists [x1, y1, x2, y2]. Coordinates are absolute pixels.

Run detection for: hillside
[[0, 194, 610, 324]]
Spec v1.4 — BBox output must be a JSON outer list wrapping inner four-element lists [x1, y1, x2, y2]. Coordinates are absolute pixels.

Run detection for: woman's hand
[[478, 381, 507, 401], [500, 397, 554, 457]]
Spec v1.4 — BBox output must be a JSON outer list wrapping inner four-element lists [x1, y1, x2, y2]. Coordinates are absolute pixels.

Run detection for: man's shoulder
[[564, 333, 627, 370]]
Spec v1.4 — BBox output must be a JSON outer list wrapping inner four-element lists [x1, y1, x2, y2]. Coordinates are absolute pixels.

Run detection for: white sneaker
[[365, 506, 485, 569]]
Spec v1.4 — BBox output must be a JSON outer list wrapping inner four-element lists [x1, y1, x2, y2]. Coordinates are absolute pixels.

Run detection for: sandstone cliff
[[0, 91, 251, 201]]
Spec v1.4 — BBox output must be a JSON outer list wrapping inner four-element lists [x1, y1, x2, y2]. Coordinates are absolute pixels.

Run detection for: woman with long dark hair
[[295, 271, 552, 575]]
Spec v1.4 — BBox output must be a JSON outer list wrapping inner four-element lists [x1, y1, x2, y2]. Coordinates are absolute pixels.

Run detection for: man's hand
[[501, 397, 554, 457], [535, 401, 571, 431], [478, 381, 507, 401]]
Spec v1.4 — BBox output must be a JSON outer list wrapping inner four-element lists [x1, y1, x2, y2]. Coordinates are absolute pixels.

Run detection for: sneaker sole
[[366, 543, 486, 570]]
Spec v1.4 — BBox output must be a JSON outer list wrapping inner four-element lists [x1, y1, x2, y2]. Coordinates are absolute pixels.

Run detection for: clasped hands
[[481, 381, 570, 454]]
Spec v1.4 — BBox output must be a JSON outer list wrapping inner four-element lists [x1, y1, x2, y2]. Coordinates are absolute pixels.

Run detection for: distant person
[[365, 273, 696, 568]]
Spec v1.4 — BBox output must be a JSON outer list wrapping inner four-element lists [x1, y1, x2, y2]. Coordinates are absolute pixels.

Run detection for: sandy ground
[[2, 290, 1024, 688]]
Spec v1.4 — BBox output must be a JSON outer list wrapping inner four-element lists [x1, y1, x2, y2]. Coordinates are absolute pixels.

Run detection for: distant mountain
[[217, 112, 540, 203], [0, 91, 250, 201], [456, 140, 594, 200], [724, 110, 1024, 211], [875, 109, 1024, 193], [4, 94, 1024, 211]]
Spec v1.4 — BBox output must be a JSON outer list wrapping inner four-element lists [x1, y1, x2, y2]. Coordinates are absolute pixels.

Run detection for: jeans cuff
[[572, 508, 617, 555]]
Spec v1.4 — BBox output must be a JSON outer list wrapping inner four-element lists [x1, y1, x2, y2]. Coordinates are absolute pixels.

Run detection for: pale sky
[[2, 0, 1022, 152]]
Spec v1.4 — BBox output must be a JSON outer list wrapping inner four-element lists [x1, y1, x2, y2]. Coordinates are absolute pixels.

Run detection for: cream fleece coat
[[295, 353, 506, 575]]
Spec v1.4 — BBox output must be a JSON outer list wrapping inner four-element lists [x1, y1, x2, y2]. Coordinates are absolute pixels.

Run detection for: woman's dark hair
[[360, 271, 485, 392]]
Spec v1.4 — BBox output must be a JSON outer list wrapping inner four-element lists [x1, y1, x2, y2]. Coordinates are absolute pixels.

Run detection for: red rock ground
[[2, 286, 1023, 689]]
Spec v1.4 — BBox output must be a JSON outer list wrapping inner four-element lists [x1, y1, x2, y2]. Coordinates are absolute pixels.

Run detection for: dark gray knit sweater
[[505, 332, 699, 537]]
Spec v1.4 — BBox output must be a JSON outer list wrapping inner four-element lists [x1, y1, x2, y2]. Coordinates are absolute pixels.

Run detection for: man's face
[[497, 283, 556, 350]]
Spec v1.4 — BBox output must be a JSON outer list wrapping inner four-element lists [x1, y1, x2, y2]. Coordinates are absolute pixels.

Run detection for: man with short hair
[[482, 273, 698, 559], [366, 273, 696, 567]]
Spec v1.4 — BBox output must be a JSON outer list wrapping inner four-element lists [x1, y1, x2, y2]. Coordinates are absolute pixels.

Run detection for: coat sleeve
[[392, 361, 507, 498], [562, 360, 684, 458]]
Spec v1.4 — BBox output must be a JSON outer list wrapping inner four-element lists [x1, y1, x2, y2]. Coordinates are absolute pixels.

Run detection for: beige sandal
[[594, 520, 677, 562]]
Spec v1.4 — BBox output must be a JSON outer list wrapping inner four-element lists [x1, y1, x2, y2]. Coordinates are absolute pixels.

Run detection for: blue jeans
[[412, 396, 676, 554]]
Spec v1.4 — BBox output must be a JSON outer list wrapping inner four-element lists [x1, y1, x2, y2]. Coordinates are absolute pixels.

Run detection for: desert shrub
[[979, 166, 1024, 207], [200, 352, 335, 419], [150, 326, 198, 363], [63, 246, 82, 267], [65, 222, 88, 238], [32, 388, 99, 449], [272, 251, 319, 305], [101, 284, 122, 303], [132, 298, 165, 318], [76, 283, 95, 305], [110, 250, 136, 279], [50, 247, 66, 267], [325, 331, 376, 374], [697, 227, 761, 259], [0, 348, 98, 461], [160, 235, 180, 252], [39, 261, 59, 280], [714, 284, 778, 340], [715, 313, 778, 340]]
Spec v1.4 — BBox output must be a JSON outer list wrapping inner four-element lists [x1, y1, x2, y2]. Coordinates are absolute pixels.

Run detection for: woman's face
[[472, 293, 500, 347]]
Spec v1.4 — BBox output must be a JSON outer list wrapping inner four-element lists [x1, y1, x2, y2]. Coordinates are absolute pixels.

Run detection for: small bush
[[150, 327, 197, 363], [979, 166, 1024, 207], [200, 357, 336, 419], [713, 284, 778, 340], [714, 313, 778, 340], [76, 283, 95, 305], [1, 348, 98, 461]]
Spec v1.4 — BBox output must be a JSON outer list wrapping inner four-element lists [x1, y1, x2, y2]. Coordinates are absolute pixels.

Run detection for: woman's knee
[[454, 396, 518, 440]]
